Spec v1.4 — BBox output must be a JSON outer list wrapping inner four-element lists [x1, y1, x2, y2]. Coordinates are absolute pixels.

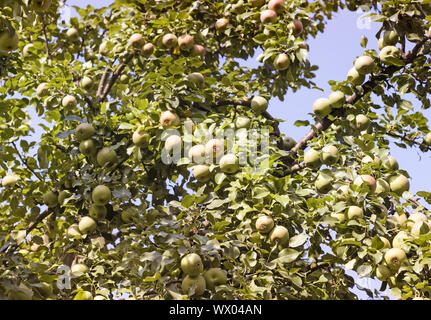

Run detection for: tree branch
[[98, 54, 135, 103], [11, 141, 44, 182]]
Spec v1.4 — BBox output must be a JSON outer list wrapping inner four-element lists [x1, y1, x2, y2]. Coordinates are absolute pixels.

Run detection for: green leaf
[[289, 234, 308, 248]]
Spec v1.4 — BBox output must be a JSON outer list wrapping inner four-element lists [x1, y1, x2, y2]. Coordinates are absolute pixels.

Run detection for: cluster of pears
[[377, 30, 403, 66], [0, 0, 52, 52], [180, 253, 227, 297], [75, 123, 118, 168], [255, 215, 289, 247], [374, 211, 431, 287]]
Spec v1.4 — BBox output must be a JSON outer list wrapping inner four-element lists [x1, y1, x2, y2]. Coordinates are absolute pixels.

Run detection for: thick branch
[[99, 54, 135, 103]]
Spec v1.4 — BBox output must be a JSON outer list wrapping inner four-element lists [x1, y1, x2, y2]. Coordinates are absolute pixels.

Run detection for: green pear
[[2, 174, 18, 187], [182, 275, 206, 296], [379, 46, 403, 66], [321, 145, 339, 165], [79, 216, 96, 234], [219, 154, 239, 174], [62, 95, 77, 109], [193, 165, 211, 182], [251, 96, 268, 114], [181, 253, 204, 277], [354, 55, 375, 74], [312, 98, 331, 118], [255, 215, 274, 233], [389, 174, 410, 195], [178, 34, 194, 51], [269, 225, 289, 247], [66, 223, 81, 238], [36, 82, 49, 96], [384, 248, 406, 271], [347, 67, 365, 85], [355, 114, 370, 130], [159, 110, 180, 128], [97, 147, 117, 167], [75, 123, 95, 141], [187, 72, 205, 87], [315, 173, 332, 193], [382, 155, 399, 171], [89, 204, 107, 220], [353, 174, 376, 194], [79, 139, 97, 157], [43, 191, 58, 208], [424, 132, 431, 146], [204, 268, 228, 291], [347, 205, 363, 219], [273, 53, 290, 70], [304, 148, 321, 169], [66, 28, 80, 42], [328, 91, 345, 109], [71, 263, 89, 276], [92, 185, 111, 206], [0, 29, 19, 52], [162, 33, 178, 49]]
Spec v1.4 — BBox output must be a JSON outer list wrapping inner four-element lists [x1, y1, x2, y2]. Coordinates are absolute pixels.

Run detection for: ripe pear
[[2, 174, 18, 187], [215, 18, 229, 31], [164, 135, 182, 155], [187, 72, 205, 87], [204, 268, 228, 291], [188, 144, 206, 164], [235, 116, 251, 129], [273, 53, 290, 70], [389, 174, 410, 195], [79, 216, 97, 234], [128, 33, 144, 48], [192, 44, 206, 57], [193, 165, 211, 182], [260, 9, 277, 24], [219, 154, 239, 174], [96, 147, 117, 167], [182, 275, 206, 296], [205, 139, 224, 160], [159, 110, 180, 128], [251, 96, 268, 114], [354, 55, 375, 75], [290, 20, 303, 35], [89, 204, 107, 221], [411, 221, 430, 237], [181, 253, 204, 277], [268, 0, 284, 13], [328, 91, 345, 109], [178, 34, 194, 51], [304, 148, 321, 169], [43, 191, 58, 208], [269, 225, 289, 247], [255, 215, 274, 234], [0, 29, 19, 52], [312, 98, 331, 118], [353, 174, 376, 194], [142, 43, 154, 57], [92, 185, 111, 206], [162, 33, 178, 49], [75, 123, 95, 141]]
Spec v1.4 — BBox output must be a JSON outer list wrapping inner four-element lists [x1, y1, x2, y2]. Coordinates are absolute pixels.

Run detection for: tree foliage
[[1, 0, 431, 300]]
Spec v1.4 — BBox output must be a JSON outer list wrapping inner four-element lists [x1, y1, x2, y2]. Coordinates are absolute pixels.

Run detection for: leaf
[[357, 264, 372, 278], [275, 248, 301, 264], [289, 233, 308, 248], [112, 188, 132, 199]]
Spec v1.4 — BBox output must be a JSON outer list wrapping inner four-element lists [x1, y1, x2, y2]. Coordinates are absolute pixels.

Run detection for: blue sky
[[42, 1, 431, 298]]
